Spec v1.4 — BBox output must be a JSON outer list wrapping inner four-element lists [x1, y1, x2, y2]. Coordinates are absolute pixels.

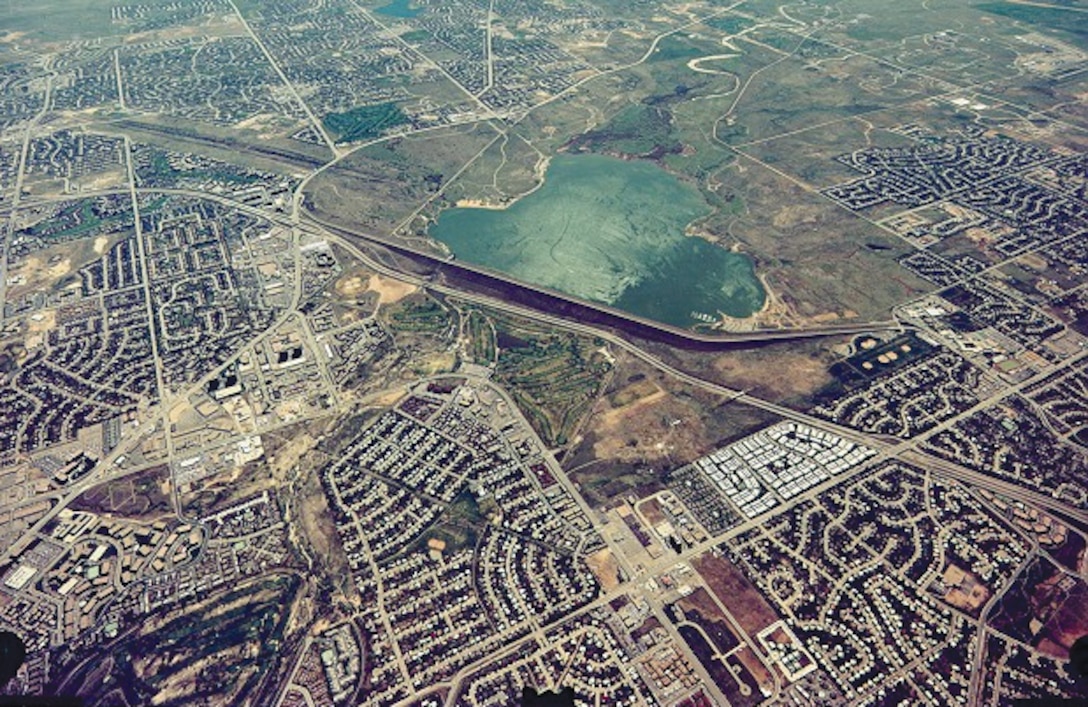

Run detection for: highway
[[4, 176, 1082, 584], [3, 2, 1086, 701], [301, 210, 1088, 525], [302, 209, 904, 347], [24, 179, 1072, 525]]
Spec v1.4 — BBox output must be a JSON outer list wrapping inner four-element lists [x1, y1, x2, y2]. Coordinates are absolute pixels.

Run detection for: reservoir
[[374, 0, 422, 18], [429, 154, 765, 328]]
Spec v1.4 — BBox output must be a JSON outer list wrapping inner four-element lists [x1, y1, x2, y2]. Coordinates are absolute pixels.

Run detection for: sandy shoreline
[[452, 156, 552, 212]]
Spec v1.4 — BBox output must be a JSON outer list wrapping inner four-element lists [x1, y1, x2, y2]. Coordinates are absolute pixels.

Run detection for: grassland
[[463, 309, 497, 365], [567, 103, 680, 158], [106, 115, 330, 170], [323, 102, 411, 144], [439, 132, 545, 209], [307, 122, 499, 237], [647, 34, 708, 64], [975, 1, 1088, 36], [2, 0, 132, 39], [279, 1, 1088, 332], [484, 16, 940, 327], [564, 350, 779, 507], [483, 311, 613, 447], [383, 295, 452, 336], [71, 465, 173, 519]]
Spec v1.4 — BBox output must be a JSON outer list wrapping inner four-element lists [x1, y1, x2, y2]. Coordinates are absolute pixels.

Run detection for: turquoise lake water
[[374, 0, 422, 18], [429, 154, 765, 328]]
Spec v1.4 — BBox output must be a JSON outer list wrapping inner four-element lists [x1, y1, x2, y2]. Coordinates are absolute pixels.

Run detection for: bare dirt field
[[368, 274, 418, 304], [711, 348, 835, 402], [585, 548, 622, 591], [578, 350, 779, 467], [637, 497, 667, 528], [566, 350, 778, 507], [694, 551, 779, 637]]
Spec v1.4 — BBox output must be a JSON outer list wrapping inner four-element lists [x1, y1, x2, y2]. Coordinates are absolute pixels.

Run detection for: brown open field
[[566, 350, 778, 507], [263, 421, 356, 602], [7, 233, 117, 302], [181, 419, 326, 518], [694, 551, 779, 637], [608, 377, 662, 409], [585, 548, 622, 591], [295, 459, 355, 602], [589, 386, 702, 464], [333, 270, 374, 298], [336, 268, 418, 306], [678, 586, 730, 625], [585, 350, 781, 463], [71, 464, 173, 519], [637, 336, 848, 408], [368, 274, 417, 305], [1037, 587, 1088, 659], [711, 347, 835, 403], [180, 459, 274, 519], [637, 497, 667, 528]]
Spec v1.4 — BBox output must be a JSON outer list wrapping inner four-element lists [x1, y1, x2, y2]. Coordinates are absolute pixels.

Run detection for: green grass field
[[491, 313, 612, 447], [2, 0, 123, 39], [323, 102, 411, 144], [975, 1, 1088, 36], [385, 297, 451, 335], [568, 103, 680, 157], [464, 309, 497, 365]]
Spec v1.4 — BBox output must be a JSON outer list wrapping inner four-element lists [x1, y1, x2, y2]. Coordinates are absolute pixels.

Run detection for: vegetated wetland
[[429, 154, 766, 329]]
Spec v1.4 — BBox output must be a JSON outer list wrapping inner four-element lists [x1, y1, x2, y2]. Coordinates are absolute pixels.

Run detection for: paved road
[[306, 213, 1088, 526], [226, 0, 339, 155], [306, 209, 903, 347]]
